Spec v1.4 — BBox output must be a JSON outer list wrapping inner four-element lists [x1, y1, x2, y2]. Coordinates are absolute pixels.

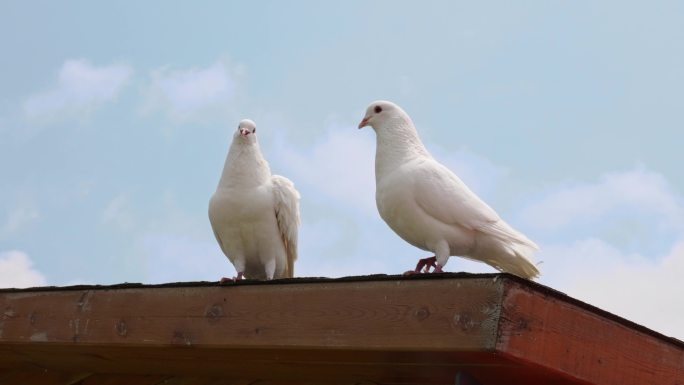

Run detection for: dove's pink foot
[[220, 272, 244, 283], [403, 256, 443, 275]]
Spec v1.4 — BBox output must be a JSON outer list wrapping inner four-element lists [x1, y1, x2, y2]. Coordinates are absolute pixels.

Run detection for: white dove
[[358, 101, 540, 279], [209, 119, 300, 281]]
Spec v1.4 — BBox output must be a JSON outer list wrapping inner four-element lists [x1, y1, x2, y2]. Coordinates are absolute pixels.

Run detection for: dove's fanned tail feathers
[[271, 175, 301, 278], [473, 232, 540, 279], [475, 220, 540, 279], [496, 244, 539, 279]]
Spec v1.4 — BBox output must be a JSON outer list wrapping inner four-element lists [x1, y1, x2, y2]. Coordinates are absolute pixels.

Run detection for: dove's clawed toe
[[219, 272, 244, 284], [403, 256, 443, 275]]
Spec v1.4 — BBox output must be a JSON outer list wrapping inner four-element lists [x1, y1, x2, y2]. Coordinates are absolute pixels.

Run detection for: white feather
[[208, 120, 301, 279], [362, 101, 540, 279], [271, 174, 301, 277]]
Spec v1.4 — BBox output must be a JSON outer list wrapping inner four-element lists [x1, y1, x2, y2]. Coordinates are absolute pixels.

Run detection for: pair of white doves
[[208, 101, 540, 281]]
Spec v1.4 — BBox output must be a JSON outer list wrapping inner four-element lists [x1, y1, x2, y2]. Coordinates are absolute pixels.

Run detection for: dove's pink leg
[[417, 256, 437, 272], [220, 272, 244, 283], [404, 256, 442, 275]]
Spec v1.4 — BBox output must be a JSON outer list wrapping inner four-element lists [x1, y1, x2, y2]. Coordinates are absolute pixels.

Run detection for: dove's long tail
[[471, 235, 540, 279]]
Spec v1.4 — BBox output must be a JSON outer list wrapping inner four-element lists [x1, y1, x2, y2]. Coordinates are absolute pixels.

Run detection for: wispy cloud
[[94, 190, 228, 283], [143, 59, 243, 122], [24, 59, 132, 121], [141, 234, 227, 283], [0, 250, 47, 288], [275, 122, 377, 215], [1, 201, 39, 237], [519, 167, 684, 233], [101, 192, 135, 231]]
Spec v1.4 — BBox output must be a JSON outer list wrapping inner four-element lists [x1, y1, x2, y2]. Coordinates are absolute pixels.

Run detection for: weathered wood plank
[[157, 377, 424, 385], [75, 374, 167, 385], [0, 369, 88, 385], [0, 279, 502, 351], [1, 274, 681, 385], [0, 344, 581, 385], [497, 279, 684, 385], [154, 377, 250, 385]]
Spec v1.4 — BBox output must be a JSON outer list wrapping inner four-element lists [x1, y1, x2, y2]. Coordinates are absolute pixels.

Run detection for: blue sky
[[1, 1, 683, 339]]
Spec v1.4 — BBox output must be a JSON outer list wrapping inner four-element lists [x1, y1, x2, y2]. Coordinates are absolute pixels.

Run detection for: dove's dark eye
[[374, 106, 382, 113], [252, 128, 256, 133]]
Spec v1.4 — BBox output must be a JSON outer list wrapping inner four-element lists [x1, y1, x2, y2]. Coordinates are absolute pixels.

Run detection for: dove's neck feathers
[[374, 115, 431, 179], [218, 138, 271, 189]]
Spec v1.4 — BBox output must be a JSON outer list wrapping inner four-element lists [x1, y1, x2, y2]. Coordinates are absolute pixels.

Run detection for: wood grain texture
[[1, 274, 682, 384], [0, 278, 502, 351], [497, 279, 684, 385], [0, 369, 88, 385], [75, 374, 167, 385], [0, 346, 578, 385]]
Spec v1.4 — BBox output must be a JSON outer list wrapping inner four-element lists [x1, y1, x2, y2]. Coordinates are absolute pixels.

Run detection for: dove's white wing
[[412, 158, 538, 249], [208, 195, 230, 257], [479, 218, 539, 250], [271, 175, 300, 278]]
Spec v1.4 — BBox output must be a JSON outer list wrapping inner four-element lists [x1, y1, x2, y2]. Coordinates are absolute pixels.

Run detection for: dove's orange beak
[[358, 117, 370, 129]]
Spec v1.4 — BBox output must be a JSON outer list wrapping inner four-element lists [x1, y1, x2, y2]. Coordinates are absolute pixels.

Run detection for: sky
[[1, 1, 683, 340]]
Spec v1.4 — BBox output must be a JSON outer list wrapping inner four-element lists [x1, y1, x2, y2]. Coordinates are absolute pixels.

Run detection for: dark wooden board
[[0, 279, 502, 351], [1, 274, 681, 384]]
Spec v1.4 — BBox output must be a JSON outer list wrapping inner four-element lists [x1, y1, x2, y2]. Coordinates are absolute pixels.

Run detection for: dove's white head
[[220, 118, 270, 187], [358, 100, 411, 131], [358, 101, 429, 176], [234, 119, 257, 143]]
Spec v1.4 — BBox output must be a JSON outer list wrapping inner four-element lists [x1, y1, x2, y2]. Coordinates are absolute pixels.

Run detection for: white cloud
[[144, 59, 243, 122], [275, 123, 377, 215], [0, 251, 47, 288], [94, 189, 231, 283], [101, 193, 135, 231], [1, 202, 39, 237], [24, 59, 132, 120], [141, 234, 227, 283], [519, 167, 684, 233]]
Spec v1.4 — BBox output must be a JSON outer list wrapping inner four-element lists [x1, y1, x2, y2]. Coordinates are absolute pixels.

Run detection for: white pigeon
[[208, 119, 300, 281], [358, 101, 540, 279]]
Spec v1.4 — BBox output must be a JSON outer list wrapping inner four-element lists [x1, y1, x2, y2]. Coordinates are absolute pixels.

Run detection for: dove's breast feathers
[[209, 134, 300, 280], [209, 182, 286, 277]]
